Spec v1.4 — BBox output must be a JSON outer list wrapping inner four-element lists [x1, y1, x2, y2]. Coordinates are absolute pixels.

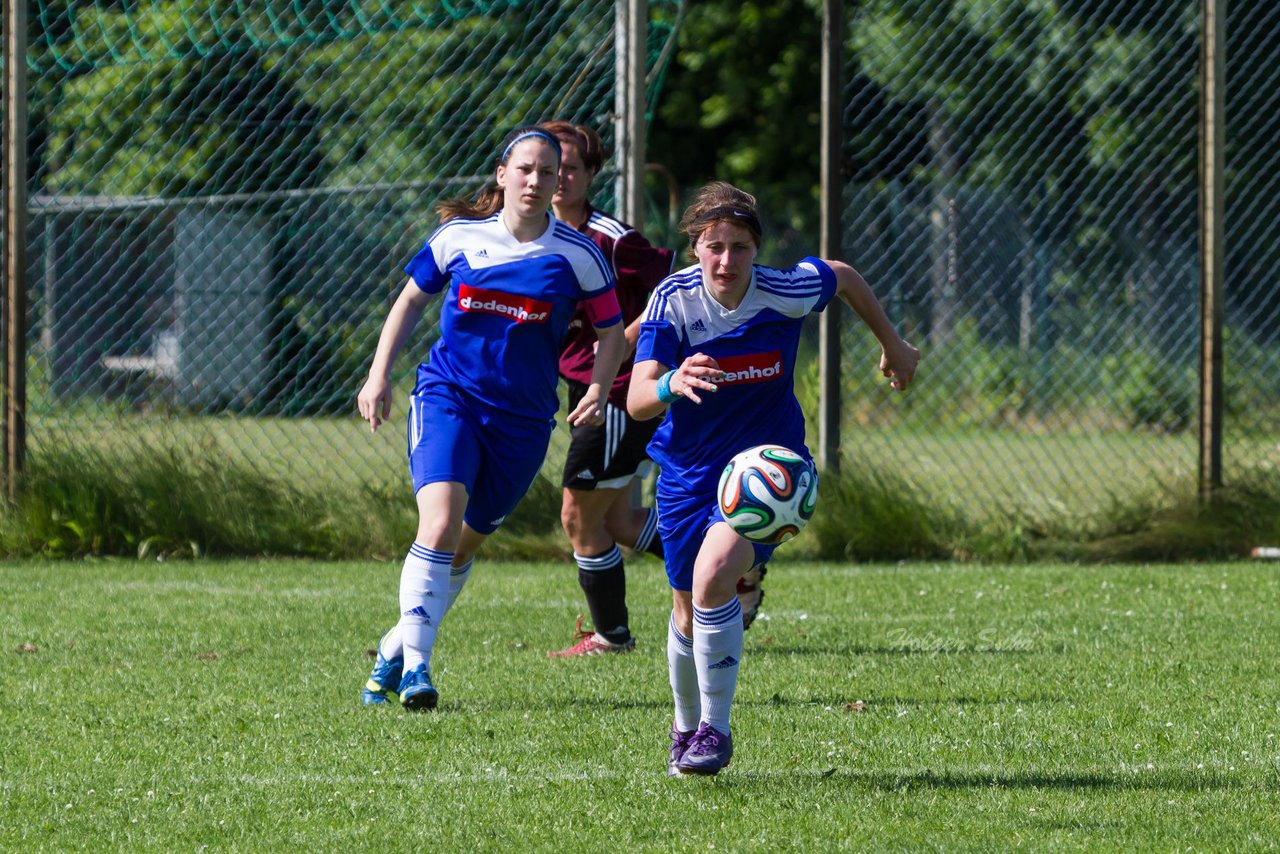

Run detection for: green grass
[[2, 558, 1278, 849]]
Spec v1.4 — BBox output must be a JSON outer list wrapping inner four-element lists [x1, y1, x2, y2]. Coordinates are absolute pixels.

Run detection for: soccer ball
[[716, 445, 818, 544]]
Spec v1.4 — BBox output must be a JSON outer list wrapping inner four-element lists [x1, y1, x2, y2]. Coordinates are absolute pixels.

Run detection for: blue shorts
[[656, 476, 779, 592], [408, 381, 555, 535]]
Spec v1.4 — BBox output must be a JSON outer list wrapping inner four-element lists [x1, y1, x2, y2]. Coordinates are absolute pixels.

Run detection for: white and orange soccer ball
[[716, 444, 818, 544]]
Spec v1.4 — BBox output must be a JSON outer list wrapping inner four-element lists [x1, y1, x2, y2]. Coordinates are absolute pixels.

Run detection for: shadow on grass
[[725, 767, 1251, 793], [741, 692, 1069, 708], [437, 696, 674, 714], [749, 643, 1044, 657]]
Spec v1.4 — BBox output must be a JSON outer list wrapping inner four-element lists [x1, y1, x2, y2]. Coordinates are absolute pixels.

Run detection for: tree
[[648, 0, 827, 259]]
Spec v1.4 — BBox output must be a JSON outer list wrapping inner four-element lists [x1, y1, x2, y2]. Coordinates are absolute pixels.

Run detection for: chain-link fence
[[6, 0, 683, 494], [834, 1, 1279, 524], [5, 0, 1278, 534]]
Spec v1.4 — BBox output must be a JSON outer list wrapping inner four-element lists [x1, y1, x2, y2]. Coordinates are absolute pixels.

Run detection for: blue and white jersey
[[405, 212, 621, 420], [635, 257, 837, 495]]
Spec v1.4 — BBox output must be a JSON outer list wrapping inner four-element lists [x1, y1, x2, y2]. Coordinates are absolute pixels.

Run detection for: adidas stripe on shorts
[[561, 379, 659, 491]]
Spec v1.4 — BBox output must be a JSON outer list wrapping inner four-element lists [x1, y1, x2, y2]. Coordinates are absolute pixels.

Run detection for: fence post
[[818, 0, 843, 473], [1198, 0, 1224, 502], [3, 0, 30, 501], [615, 0, 647, 230]]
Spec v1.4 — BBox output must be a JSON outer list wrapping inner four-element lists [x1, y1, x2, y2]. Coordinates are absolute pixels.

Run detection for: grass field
[[2, 557, 1278, 849]]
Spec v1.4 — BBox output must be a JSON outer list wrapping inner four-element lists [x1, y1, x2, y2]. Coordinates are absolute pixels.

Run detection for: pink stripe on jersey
[[581, 289, 623, 328]]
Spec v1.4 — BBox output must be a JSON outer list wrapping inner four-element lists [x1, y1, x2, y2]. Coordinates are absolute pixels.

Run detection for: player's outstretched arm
[[357, 278, 432, 433], [567, 321, 627, 427], [828, 260, 920, 391]]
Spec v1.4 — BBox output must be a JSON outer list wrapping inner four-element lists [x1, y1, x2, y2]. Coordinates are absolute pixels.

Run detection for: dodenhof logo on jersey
[[713, 350, 785, 385], [457, 284, 551, 323]]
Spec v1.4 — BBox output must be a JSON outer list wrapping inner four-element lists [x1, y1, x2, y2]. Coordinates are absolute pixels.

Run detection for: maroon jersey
[[558, 206, 675, 406]]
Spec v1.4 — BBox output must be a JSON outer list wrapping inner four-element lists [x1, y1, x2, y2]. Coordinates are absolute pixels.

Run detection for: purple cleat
[[668, 727, 695, 777], [676, 722, 733, 776]]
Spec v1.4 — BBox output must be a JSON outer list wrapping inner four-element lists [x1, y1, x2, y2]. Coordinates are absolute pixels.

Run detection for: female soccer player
[[628, 181, 919, 774], [356, 126, 627, 711], [542, 120, 675, 658]]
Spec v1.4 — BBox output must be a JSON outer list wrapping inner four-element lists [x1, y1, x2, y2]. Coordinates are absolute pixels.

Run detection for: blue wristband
[[656, 370, 680, 404]]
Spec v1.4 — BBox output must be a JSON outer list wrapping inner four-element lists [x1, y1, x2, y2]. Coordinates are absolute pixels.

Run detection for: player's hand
[[357, 376, 392, 433], [880, 339, 919, 391], [567, 384, 607, 427], [671, 353, 725, 405]]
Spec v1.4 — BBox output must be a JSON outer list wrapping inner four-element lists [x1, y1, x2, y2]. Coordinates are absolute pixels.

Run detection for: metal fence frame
[[2, 0, 656, 500], [815, 0, 1227, 504]]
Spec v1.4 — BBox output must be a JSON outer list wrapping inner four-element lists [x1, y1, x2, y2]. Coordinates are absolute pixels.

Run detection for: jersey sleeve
[[613, 231, 676, 297], [755, 256, 838, 316], [635, 288, 682, 368], [582, 289, 623, 328], [574, 240, 615, 294], [574, 240, 622, 327], [403, 229, 452, 294], [799, 256, 839, 312]]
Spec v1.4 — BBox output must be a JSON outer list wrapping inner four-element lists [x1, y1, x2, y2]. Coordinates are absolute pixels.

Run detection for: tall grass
[[0, 440, 413, 559], [3, 438, 1277, 562]]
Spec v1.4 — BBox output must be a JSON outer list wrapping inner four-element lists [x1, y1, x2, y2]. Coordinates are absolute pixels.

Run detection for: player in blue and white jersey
[[355, 126, 626, 712], [629, 181, 920, 775]]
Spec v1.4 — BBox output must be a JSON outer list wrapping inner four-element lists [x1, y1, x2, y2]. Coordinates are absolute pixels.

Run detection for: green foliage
[[0, 440, 415, 559], [3, 558, 1279, 848], [4, 421, 1276, 564], [831, 319, 1280, 436], [650, 0, 825, 249], [1120, 357, 1194, 432], [0, 436, 573, 561], [801, 465, 954, 561], [1083, 471, 1280, 562]]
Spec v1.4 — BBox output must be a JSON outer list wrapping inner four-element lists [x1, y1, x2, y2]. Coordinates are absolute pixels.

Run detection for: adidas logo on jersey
[[574, 469, 596, 481], [689, 318, 707, 333], [475, 249, 488, 257], [458, 284, 551, 324], [713, 350, 785, 385]]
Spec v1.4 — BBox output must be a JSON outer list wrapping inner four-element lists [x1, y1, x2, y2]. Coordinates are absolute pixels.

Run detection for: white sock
[[399, 543, 453, 673], [667, 611, 700, 732], [377, 626, 402, 662], [448, 558, 474, 611], [693, 599, 743, 734], [376, 558, 473, 663]]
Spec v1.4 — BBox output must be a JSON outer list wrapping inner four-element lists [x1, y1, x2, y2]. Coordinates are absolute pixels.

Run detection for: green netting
[[10, 1, 1279, 530], [834, 1, 1280, 521], [13, 0, 683, 495], [31, 0, 677, 71]]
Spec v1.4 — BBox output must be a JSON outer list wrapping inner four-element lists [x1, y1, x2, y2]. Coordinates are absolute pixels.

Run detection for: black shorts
[[561, 380, 660, 490]]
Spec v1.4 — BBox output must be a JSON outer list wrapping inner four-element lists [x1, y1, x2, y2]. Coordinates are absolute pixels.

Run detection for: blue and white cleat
[[398, 664, 439, 712], [676, 723, 733, 776], [360, 644, 403, 706]]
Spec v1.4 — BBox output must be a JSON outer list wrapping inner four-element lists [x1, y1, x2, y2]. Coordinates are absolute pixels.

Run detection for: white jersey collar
[[703, 266, 758, 319]]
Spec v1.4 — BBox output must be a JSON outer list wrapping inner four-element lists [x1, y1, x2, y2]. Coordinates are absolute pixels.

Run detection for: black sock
[[576, 545, 629, 644]]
